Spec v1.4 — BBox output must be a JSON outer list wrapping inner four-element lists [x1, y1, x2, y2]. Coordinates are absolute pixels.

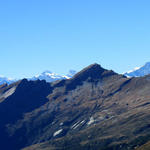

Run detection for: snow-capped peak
[[126, 67, 141, 74], [29, 70, 77, 82], [124, 62, 150, 77], [0, 70, 77, 85]]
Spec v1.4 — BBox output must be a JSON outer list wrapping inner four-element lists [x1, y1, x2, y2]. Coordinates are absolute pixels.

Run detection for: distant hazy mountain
[[124, 62, 150, 77], [0, 76, 16, 85], [0, 70, 77, 85], [29, 70, 77, 82]]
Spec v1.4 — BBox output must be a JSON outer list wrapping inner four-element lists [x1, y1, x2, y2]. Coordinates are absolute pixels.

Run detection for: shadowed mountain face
[[1, 64, 150, 150], [0, 79, 53, 150]]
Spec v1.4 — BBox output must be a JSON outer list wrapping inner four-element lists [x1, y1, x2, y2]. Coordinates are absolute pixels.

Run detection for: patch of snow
[[73, 123, 80, 129], [108, 116, 114, 120], [71, 122, 79, 129], [80, 120, 85, 124], [126, 75, 132, 78], [60, 122, 63, 126], [126, 67, 140, 74], [62, 75, 70, 79], [102, 109, 108, 112], [124, 62, 150, 77], [98, 116, 105, 120], [53, 129, 63, 137], [34, 74, 40, 78], [7, 77, 15, 81], [71, 120, 85, 129], [87, 117, 95, 125], [52, 121, 55, 125]]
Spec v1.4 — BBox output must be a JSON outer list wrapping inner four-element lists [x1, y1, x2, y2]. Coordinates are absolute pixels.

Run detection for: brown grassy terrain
[[135, 141, 150, 150], [1, 64, 150, 150]]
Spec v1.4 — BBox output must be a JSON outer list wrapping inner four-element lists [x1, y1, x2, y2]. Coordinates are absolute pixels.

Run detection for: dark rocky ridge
[[0, 79, 53, 149], [0, 64, 150, 150]]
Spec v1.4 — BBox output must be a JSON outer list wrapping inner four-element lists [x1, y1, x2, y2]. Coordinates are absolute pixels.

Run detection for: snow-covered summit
[[0, 70, 77, 85], [30, 70, 77, 82], [124, 62, 150, 77]]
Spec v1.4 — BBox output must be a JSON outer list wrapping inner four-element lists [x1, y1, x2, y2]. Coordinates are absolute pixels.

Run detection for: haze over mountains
[[1, 63, 150, 149]]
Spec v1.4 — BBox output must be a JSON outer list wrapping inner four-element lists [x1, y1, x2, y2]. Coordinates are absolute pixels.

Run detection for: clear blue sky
[[0, 0, 150, 78]]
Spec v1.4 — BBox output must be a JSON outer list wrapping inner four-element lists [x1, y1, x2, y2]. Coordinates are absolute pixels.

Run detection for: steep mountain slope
[[124, 62, 150, 77], [1, 64, 150, 150]]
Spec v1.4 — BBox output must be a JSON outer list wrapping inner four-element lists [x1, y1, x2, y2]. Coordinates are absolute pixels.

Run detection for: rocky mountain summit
[[0, 64, 150, 150]]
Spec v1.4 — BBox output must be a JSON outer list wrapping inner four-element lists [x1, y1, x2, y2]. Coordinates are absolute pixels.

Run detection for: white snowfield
[[126, 67, 140, 74], [53, 129, 63, 137], [71, 120, 85, 129], [87, 117, 95, 125], [124, 62, 150, 77]]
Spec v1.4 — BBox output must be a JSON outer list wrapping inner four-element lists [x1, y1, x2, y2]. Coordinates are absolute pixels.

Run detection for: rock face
[[1, 64, 150, 150]]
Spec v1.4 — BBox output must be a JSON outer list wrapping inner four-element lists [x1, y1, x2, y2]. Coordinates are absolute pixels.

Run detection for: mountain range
[[0, 70, 76, 85], [1, 62, 150, 85], [30, 70, 76, 82], [1, 63, 150, 149]]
